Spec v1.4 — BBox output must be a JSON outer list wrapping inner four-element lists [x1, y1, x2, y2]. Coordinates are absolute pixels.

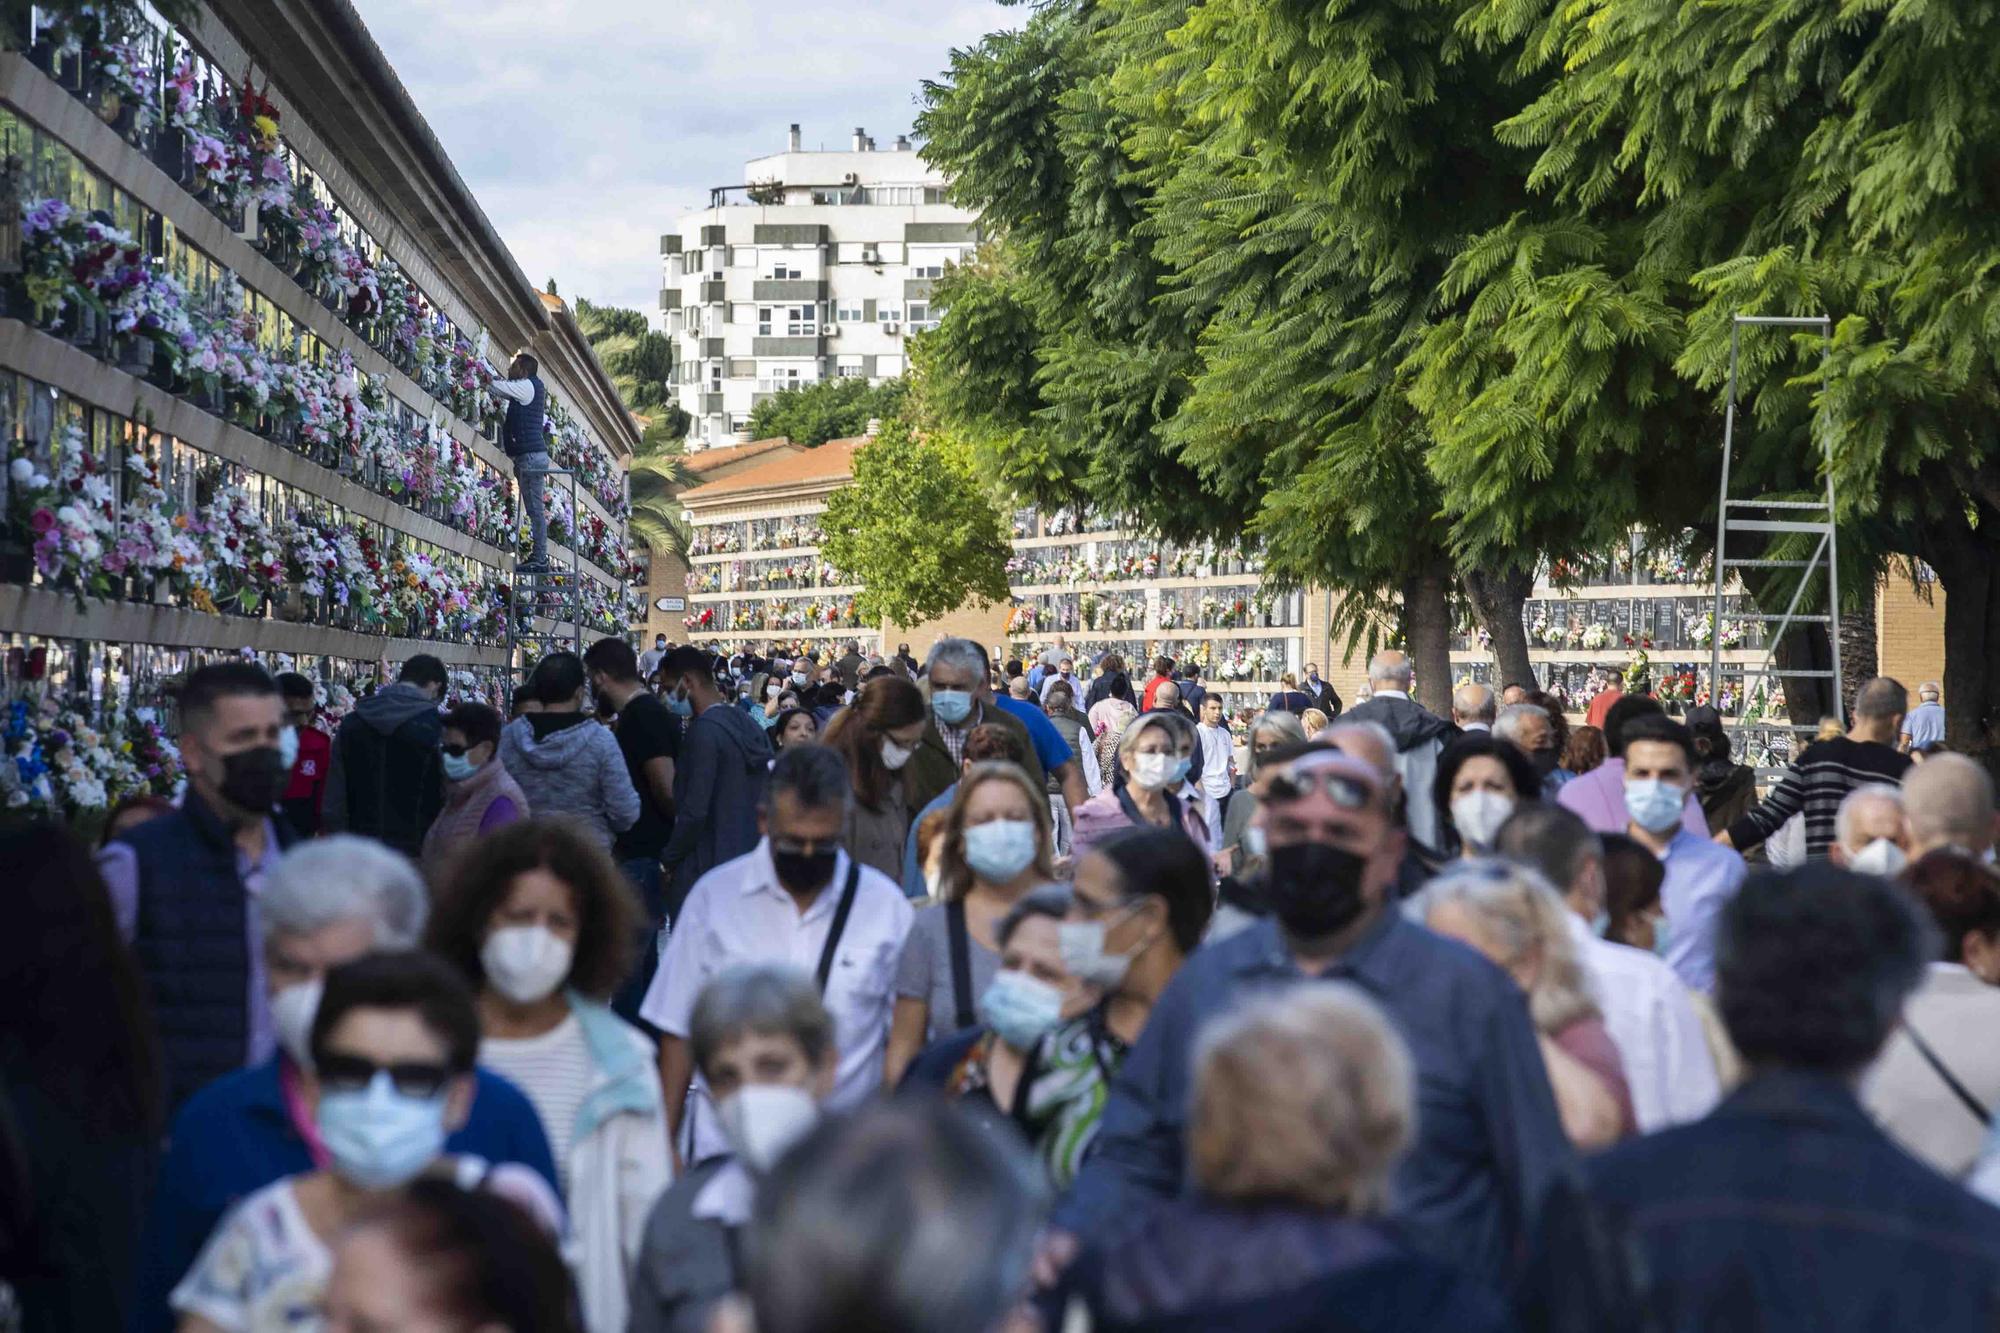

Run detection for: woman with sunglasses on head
[[423, 702, 530, 877], [424, 819, 671, 1333], [170, 951, 561, 1333], [1017, 828, 1214, 1189], [1070, 710, 1211, 863]]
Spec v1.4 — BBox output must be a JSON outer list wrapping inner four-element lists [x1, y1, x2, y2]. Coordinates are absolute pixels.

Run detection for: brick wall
[[883, 602, 1013, 663], [1877, 574, 1945, 694]]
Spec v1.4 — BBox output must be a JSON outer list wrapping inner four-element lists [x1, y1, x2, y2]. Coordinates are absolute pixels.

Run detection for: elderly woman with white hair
[[133, 837, 559, 1333], [1070, 708, 1211, 862], [1070, 983, 1511, 1332], [1416, 860, 1635, 1149]]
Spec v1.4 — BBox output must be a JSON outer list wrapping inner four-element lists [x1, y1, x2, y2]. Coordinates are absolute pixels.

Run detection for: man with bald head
[[1453, 682, 1497, 732], [1721, 677, 1914, 861], [1339, 650, 1456, 849], [1903, 754, 1997, 859]]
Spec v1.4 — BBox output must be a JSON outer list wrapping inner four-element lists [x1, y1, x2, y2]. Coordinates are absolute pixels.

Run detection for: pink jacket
[[422, 759, 529, 874], [1070, 787, 1211, 865]]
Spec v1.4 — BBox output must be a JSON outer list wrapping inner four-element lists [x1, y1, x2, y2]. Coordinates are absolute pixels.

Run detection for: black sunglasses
[[317, 1054, 454, 1099], [441, 742, 471, 757], [1263, 769, 1371, 809]]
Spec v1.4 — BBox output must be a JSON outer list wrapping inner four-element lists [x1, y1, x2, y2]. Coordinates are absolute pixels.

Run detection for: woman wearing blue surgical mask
[[1069, 711, 1211, 865], [425, 819, 671, 1333], [169, 952, 561, 1333], [421, 703, 528, 878], [1020, 828, 1214, 1188], [899, 886, 1076, 1138], [884, 764, 1059, 1085]]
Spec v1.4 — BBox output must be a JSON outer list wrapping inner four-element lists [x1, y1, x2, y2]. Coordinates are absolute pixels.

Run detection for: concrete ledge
[[0, 583, 511, 667]]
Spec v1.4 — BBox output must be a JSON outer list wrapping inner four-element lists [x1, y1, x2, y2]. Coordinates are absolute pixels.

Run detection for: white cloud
[[350, 0, 1019, 312]]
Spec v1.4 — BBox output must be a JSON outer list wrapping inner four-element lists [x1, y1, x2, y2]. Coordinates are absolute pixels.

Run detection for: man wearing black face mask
[[97, 663, 300, 1112], [642, 744, 913, 1167], [1055, 744, 1574, 1290]]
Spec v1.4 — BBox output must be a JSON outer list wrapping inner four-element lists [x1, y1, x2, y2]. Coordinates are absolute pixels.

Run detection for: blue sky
[[351, 0, 1019, 315]]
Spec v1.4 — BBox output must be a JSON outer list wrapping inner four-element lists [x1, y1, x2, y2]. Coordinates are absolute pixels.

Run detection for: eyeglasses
[[441, 742, 472, 758], [1263, 770, 1371, 809], [316, 1054, 454, 1099], [770, 837, 838, 857]]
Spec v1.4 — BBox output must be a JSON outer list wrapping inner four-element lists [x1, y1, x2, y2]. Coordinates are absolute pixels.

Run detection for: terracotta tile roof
[[539, 290, 565, 311], [684, 436, 801, 474], [681, 437, 869, 503]]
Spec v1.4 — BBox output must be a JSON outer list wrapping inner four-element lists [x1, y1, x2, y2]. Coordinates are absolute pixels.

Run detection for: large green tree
[[748, 378, 910, 448], [819, 419, 1012, 624]]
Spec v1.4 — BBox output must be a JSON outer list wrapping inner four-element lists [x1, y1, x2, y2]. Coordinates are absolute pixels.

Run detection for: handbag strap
[[813, 859, 862, 994], [1902, 1019, 1991, 1127], [947, 899, 976, 1031]]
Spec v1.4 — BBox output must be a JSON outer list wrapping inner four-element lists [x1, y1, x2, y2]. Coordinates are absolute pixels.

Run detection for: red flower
[[28, 508, 55, 533]]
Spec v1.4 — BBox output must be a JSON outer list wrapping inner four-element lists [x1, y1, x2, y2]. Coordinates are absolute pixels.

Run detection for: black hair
[[1716, 865, 1933, 1075], [660, 645, 719, 687], [1685, 704, 1730, 763], [1904, 850, 2000, 963], [1091, 827, 1214, 954], [1495, 802, 1600, 897], [360, 1179, 578, 1332], [510, 351, 540, 378], [510, 684, 537, 718], [443, 702, 504, 751], [1600, 832, 1664, 937], [770, 708, 817, 748], [764, 743, 853, 813], [1602, 693, 1665, 757], [276, 671, 316, 701], [0, 821, 161, 1136], [311, 951, 480, 1074], [177, 662, 278, 725], [1432, 732, 1542, 841], [530, 651, 587, 706], [399, 654, 449, 692], [582, 636, 640, 683], [1617, 712, 1695, 768]]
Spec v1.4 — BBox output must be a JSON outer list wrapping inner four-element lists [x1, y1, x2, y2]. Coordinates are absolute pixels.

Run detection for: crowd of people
[[8, 632, 2000, 1333]]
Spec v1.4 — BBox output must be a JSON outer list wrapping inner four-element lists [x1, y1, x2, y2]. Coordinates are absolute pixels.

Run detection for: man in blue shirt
[[133, 839, 558, 1333], [1900, 681, 1946, 752], [1620, 713, 1747, 993], [1055, 745, 1574, 1287]]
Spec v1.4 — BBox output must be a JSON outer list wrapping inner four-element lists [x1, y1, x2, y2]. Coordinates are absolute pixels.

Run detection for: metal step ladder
[[1708, 314, 1841, 775], [507, 467, 584, 669]]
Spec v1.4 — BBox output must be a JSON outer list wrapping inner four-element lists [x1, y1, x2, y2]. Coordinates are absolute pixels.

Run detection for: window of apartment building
[[685, 248, 703, 273], [666, 310, 684, 337], [835, 302, 865, 324], [908, 301, 938, 330], [757, 306, 773, 336], [910, 262, 946, 279], [710, 249, 725, 278], [924, 187, 949, 204], [878, 306, 903, 326], [836, 363, 865, 378], [709, 362, 723, 388], [785, 305, 818, 336], [770, 261, 803, 280]]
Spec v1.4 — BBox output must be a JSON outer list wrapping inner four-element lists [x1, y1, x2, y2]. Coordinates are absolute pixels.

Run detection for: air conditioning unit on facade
[[884, 322, 901, 335], [861, 247, 880, 264], [843, 173, 859, 185]]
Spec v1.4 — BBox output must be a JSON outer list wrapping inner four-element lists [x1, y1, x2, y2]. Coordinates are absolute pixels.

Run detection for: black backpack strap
[[1902, 1019, 1991, 1126], [814, 860, 862, 994], [946, 899, 975, 1031]]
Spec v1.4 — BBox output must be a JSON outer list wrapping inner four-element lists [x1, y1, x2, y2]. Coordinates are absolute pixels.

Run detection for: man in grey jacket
[[498, 651, 639, 850], [660, 646, 774, 906]]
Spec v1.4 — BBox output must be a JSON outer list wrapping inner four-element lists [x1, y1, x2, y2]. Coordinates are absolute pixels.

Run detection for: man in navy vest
[[490, 350, 551, 571], [98, 662, 298, 1112]]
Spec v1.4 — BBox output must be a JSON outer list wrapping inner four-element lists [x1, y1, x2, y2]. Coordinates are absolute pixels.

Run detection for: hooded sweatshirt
[[499, 713, 641, 851], [322, 682, 444, 858], [662, 700, 774, 897]]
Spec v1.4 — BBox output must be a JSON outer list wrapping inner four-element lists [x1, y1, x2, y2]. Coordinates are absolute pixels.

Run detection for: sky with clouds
[[350, 0, 1019, 316]]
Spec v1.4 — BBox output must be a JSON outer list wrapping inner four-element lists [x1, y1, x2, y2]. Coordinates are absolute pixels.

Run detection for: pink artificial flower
[[28, 508, 55, 534]]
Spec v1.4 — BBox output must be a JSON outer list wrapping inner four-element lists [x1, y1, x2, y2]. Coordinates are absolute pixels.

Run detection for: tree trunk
[[1915, 518, 2000, 771], [1839, 581, 1879, 711], [1402, 563, 1454, 716], [1464, 565, 1537, 691], [1773, 625, 1836, 727]]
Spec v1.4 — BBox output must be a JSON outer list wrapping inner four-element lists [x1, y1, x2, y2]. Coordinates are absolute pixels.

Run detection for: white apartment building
[[660, 124, 981, 449]]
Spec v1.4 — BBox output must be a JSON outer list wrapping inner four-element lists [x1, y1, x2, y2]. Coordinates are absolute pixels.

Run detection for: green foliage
[[748, 378, 909, 448], [573, 298, 676, 415], [627, 451, 697, 564], [819, 420, 1012, 625]]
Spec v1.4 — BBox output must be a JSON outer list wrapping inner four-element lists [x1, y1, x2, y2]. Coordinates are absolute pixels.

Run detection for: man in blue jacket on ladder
[[490, 350, 551, 572]]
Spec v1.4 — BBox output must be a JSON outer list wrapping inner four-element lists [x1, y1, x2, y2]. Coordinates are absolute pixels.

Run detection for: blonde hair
[[1417, 860, 1601, 1033], [1300, 707, 1330, 736], [935, 762, 1056, 903], [1190, 983, 1413, 1212], [1116, 711, 1192, 763]]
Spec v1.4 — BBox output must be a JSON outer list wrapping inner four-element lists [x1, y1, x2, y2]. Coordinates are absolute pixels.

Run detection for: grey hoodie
[[663, 700, 774, 896], [499, 713, 641, 851]]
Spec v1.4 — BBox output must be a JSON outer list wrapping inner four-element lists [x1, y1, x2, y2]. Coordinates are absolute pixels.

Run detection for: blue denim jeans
[[516, 450, 551, 564], [613, 854, 665, 1033]]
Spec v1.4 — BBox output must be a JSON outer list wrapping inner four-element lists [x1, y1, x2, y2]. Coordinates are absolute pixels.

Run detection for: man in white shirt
[[487, 352, 552, 572], [1195, 695, 1236, 844], [642, 744, 913, 1165], [1497, 802, 1721, 1132]]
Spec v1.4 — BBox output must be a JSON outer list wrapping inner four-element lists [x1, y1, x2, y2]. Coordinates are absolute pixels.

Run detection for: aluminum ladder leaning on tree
[[1708, 313, 1842, 782]]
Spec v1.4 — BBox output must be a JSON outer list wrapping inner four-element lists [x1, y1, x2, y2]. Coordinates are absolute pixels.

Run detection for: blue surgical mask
[[963, 818, 1039, 883], [978, 969, 1064, 1050], [1623, 778, 1686, 834], [315, 1071, 450, 1190], [1650, 911, 1675, 961], [665, 690, 693, 718], [441, 752, 478, 782], [277, 725, 300, 772], [932, 689, 973, 726]]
